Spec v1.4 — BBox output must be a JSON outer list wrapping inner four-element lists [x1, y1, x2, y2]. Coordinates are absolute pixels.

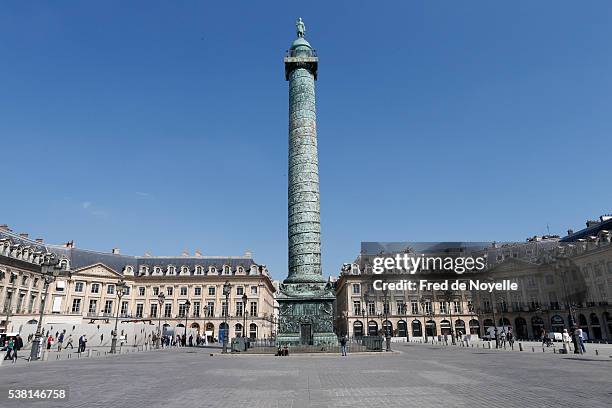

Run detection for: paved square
[[1, 343, 610, 407]]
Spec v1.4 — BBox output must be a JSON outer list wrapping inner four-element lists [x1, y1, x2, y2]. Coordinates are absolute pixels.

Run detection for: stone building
[[335, 216, 612, 341], [0, 225, 276, 345]]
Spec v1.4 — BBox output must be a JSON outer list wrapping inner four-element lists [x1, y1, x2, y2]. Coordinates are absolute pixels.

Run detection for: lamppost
[[489, 292, 499, 348], [184, 299, 191, 346], [242, 293, 248, 337], [110, 279, 127, 354], [419, 296, 428, 343], [444, 290, 456, 345], [383, 289, 391, 351], [202, 304, 209, 345], [222, 280, 231, 353], [360, 308, 365, 339], [30, 253, 62, 360], [402, 300, 409, 341], [156, 292, 165, 348], [3, 271, 17, 333]]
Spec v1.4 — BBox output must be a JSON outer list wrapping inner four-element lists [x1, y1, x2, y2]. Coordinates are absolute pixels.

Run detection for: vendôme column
[[285, 17, 325, 285], [278, 18, 337, 347]]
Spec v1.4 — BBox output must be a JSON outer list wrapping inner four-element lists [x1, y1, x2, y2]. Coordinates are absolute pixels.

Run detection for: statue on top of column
[[296, 17, 306, 38]]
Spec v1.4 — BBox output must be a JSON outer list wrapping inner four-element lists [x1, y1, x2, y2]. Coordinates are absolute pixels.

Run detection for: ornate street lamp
[[184, 299, 191, 346], [242, 293, 248, 338], [222, 281, 231, 353], [29, 253, 62, 360], [419, 296, 428, 343], [110, 279, 127, 354], [444, 290, 456, 345], [156, 292, 165, 349], [202, 304, 209, 345]]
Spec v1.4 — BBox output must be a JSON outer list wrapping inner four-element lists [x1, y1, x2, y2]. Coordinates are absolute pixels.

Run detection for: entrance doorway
[[300, 324, 312, 345]]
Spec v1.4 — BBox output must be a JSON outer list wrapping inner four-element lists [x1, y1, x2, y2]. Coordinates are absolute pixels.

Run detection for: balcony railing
[[285, 49, 317, 58]]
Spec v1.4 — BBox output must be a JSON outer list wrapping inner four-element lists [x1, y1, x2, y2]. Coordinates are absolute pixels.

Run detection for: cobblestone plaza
[[1, 342, 610, 407]]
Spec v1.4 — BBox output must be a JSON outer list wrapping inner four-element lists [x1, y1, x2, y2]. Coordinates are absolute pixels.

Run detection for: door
[[300, 324, 312, 345]]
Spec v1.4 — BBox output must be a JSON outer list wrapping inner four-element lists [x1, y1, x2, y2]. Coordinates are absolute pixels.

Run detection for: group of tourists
[[3, 334, 23, 363]]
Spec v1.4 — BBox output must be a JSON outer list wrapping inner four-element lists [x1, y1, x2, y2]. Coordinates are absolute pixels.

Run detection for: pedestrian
[[507, 330, 514, 350], [57, 330, 65, 352], [46, 334, 54, 350], [576, 327, 586, 353], [5, 337, 14, 361], [65, 334, 74, 349], [340, 335, 348, 356], [500, 330, 507, 349], [188, 334, 193, 347], [14, 334, 23, 360], [81, 335, 87, 353], [562, 329, 571, 354]]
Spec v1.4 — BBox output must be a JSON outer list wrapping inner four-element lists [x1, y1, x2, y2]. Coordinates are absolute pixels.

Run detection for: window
[[236, 287, 244, 296], [150, 303, 158, 318], [124, 286, 130, 296], [368, 302, 375, 315], [103, 300, 113, 314], [352, 283, 360, 294], [453, 301, 461, 314], [71, 298, 82, 313], [194, 287, 202, 296], [425, 301, 432, 314], [221, 302, 228, 317], [178, 303, 188, 317], [181, 266, 189, 275], [250, 286, 258, 295], [195, 266, 203, 275], [250, 301, 258, 317], [107, 285, 115, 295], [121, 301, 129, 316], [467, 300, 474, 313], [167, 287, 173, 296], [208, 286, 216, 296], [33, 277, 39, 287], [88, 299, 97, 314], [180, 287, 187, 296], [91, 283, 100, 294], [139, 287, 145, 296], [55, 281, 65, 292], [383, 302, 390, 315], [28, 295, 36, 313], [223, 266, 231, 275], [21, 275, 28, 286], [206, 302, 215, 317], [168, 266, 176, 275], [396, 301, 405, 315], [236, 301, 244, 316], [164, 303, 172, 318], [153, 287, 159, 296], [75, 282, 84, 292], [439, 302, 447, 314], [353, 300, 361, 315], [136, 304, 143, 318], [483, 300, 491, 313], [193, 301, 200, 317], [411, 301, 419, 315]]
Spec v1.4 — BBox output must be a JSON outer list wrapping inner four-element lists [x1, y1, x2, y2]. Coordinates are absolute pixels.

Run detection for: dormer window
[[125, 266, 134, 275], [195, 266, 203, 275], [168, 266, 176, 275], [140, 265, 149, 275], [223, 265, 231, 275], [237, 267, 244, 274], [209, 266, 217, 275], [154, 266, 162, 275], [181, 266, 189, 275]]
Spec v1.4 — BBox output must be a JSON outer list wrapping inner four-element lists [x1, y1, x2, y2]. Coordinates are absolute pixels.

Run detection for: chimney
[[586, 220, 599, 228], [244, 250, 253, 258], [19, 233, 29, 239], [194, 249, 202, 257], [64, 240, 75, 248], [181, 249, 189, 257], [112, 248, 120, 255], [567, 229, 574, 236], [144, 251, 152, 257]]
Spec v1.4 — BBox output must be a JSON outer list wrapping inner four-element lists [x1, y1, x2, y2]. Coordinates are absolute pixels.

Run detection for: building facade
[[0, 225, 276, 344], [336, 216, 612, 342]]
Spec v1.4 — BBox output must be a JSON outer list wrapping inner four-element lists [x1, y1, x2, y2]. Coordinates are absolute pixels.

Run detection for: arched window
[[368, 320, 378, 336], [235, 323, 243, 337], [454, 319, 465, 336], [219, 322, 229, 342], [425, 320, 437, 337], [397, 320, 407, 338], [249, 323, 258, 340], [578, 314, 588, 326], [223, 265, 231, 275], [181, 266, 189, 275], [514, 317, 528, 339], [412, 320, 422, 337], [440, 319, 451, 335], [167, 265, 176, 275], [383, 320, 393, 337], [353, 321, 364, 337], [469, 319, 480, 336], [195, 266, 203, 275], [551, 315, 564, 333]]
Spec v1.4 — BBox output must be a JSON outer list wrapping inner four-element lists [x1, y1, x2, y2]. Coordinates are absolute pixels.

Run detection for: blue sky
[[1, 1, 611, 280]]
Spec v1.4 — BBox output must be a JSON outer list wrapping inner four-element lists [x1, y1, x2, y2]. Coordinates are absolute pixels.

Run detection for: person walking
[[576, 327, 586, 353], [5, 337, 14, 361], [562, 329, 571, 354], [57, 330, 65, 352], [507, 330, 514, 350], [64, 334, 74, 349], [46, 334, 54, 350], [340, 335, 348, 356], [500, 330, 507, 349]]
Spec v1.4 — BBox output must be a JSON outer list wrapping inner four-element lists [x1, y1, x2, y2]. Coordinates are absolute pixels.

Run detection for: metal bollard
[[87, 350, 92, 357], [553, 348, 556, 354], [595, 349, 599, 356], [519, 343, 523, 351], [532, 347, 535, 352]]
